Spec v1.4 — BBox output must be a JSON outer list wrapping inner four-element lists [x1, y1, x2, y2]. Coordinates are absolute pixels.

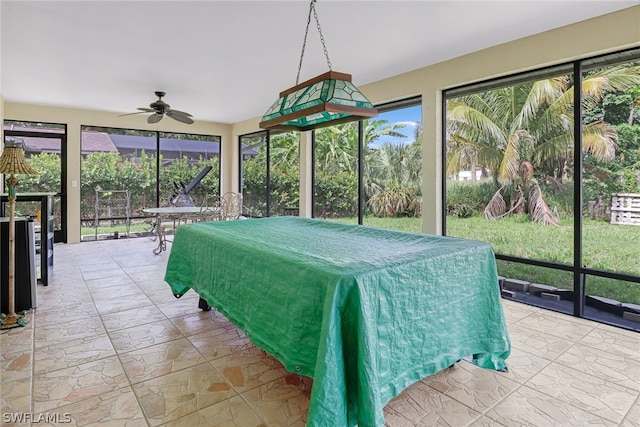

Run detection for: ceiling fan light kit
[[259, 0, 377, 132]]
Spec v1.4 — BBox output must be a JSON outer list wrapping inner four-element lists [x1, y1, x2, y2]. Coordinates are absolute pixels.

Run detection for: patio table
[[143, 206, 207, 254], [164, 217, 511, 427]]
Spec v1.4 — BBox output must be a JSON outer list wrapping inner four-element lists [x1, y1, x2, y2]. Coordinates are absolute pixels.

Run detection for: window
[[3, 120, 67, 242], [363, 100, 422, 232], [80, 126, 221, 240], [443, 48, 640, 330], [239, 131, 300, 217]]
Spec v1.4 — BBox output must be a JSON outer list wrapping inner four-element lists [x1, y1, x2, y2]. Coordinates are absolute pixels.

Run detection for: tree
[[365, 139, 422, 217], [447, 64, 640, 224]]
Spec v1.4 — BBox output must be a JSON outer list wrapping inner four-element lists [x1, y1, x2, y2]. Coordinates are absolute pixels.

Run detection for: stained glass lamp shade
[[260, 71, 378, 131]]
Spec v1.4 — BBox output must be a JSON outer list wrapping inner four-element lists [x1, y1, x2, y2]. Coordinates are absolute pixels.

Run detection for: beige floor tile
[[84, 274, 136, 289], [88, 283, 148, 303], [555, 342, 640, 392], [501, 300, 540, 324], [160, 396, 265, 427], [0, 333, 33, 383], [466, 415, 507, 426], [187, 324, 253, 361], [45, 272, 84, 286], [596, 322, 640, 341], [578, 328, 640, 363], [420, 361, 520, 413], [34, 316, 106, 348], [170, 309, 236, 337], [108, 319, 184, 354], [0, 318, 34, 343], [116, 258, 161, 271], [100, 305, 169, 333], [120, 337, 207, 384], [34, 334, 116, 374], [499, 346, 550, 384], [210, 346, 289, 394], [38, 387, 147, 427], [621, 397, 640, 427], [144, 287, 197, 306], [240, 375, 310, 427], [527, 362, 638, 424], [156, 297, 209, 319], [127, 269, 167, 283], [34, 301, 99, 323], [81, 267, 127, 282], [507, 323, 573, 361], [134, 278, 174, 293], [1, 379, 32, 417], [513, 312, 596, 342], [384, 382, 482, 426], [32, 355, 129, 413], [133, 362, 236, 427], [485, 385, 616, 426], [93, 294, 155, 316]]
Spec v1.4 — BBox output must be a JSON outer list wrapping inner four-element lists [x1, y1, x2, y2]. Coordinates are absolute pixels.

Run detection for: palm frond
[[582, 121, 617, 162], [528, 183, 560, 225], [484, 187, 506, 220], [498, 131, 525, 182]]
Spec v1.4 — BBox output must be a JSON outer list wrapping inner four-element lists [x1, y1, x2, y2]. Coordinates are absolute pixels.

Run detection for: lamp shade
[[0, 144, 37, 175], [260, 71, 378, 132]]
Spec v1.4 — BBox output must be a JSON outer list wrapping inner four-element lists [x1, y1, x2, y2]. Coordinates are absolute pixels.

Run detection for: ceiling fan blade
[[118, 111, 147, 117], [167, 112, 194, 124], [166, 108, 193, 117], [137, 107, 155, 112], [147, 113, 164, 124]]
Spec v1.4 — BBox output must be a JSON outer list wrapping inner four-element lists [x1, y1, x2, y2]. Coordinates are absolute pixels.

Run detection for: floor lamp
[[0, 141, 37, 329]]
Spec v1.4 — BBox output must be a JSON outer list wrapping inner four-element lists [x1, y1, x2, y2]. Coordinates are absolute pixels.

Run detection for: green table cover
[[164, 217, 511, 427]]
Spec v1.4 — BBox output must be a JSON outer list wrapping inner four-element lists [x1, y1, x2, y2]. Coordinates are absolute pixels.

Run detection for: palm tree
[[446, 65, 640, 225], [314, 119, 407, 173], [365, 141, 422, 217]]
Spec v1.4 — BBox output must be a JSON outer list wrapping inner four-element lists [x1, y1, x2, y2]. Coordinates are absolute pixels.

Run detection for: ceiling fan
[[120, 91, 194, 124]]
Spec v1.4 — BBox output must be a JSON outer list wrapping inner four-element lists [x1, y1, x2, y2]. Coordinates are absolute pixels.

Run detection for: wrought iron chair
[[198, 196, 227, 222], [221, 192, 243, 220]]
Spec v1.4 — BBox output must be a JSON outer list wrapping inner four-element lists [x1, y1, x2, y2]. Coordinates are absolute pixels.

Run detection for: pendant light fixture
[[259, 0, 378, 132]]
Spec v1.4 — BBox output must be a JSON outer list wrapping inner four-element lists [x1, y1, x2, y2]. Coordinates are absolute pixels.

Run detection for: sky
[[370, 105, 421, 148]]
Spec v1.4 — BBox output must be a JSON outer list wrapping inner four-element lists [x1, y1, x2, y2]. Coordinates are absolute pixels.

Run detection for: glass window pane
[[445, 72, 575, 267], [269, 132, 300, 217], [363, 104, 422, 232], [159, 132, 221, 208], [497, 260, 574, 316], [581, 58, 640, 280], [585, 276, 640, 328], [4, 121, 64, 238], [81, 127, 156, 241], [80, 126, 220, 241], [240, 133, 267, 217], [313, 123, 358, 223]]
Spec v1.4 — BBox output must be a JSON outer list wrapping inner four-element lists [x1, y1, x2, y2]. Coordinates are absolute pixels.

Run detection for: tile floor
[[1, 237, 639, 427]]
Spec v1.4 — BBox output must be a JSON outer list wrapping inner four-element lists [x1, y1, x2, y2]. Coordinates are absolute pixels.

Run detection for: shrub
[[446, 180, 497, 217]]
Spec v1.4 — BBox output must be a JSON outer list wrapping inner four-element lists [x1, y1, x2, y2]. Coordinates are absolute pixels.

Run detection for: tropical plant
[[365, 141, 422, 217], [447, 64, 640, 224]]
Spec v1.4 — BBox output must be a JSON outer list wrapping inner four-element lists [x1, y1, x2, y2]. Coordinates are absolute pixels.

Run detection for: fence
[[610, 193, 640, 226]]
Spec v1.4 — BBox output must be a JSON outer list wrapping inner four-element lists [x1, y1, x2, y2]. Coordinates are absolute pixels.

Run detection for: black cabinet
[[1, 193, 55, 285], [1, 218, 37, 313]]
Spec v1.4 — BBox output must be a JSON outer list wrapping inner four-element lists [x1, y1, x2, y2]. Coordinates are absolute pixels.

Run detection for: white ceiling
[[1, 1, 638, 125]]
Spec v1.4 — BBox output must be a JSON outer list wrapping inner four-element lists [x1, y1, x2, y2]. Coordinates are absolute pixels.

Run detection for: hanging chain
[[296, 0, 332, 85]]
